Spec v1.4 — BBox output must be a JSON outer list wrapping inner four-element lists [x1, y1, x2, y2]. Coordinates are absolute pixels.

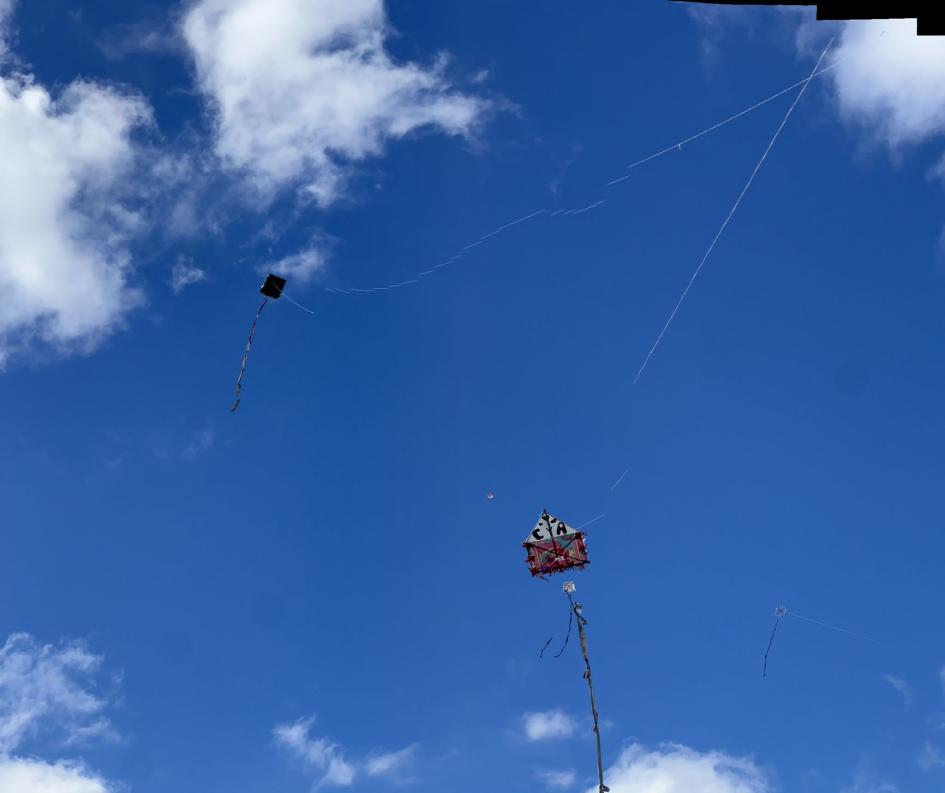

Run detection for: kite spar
[[524, 512, 609, 793]]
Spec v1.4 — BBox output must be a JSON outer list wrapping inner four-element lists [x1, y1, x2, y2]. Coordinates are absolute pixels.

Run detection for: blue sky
[[2, 2, 945, 793]]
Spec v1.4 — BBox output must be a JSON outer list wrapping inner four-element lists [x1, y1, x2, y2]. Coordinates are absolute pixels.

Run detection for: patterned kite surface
[[524, 511, 589, 577]]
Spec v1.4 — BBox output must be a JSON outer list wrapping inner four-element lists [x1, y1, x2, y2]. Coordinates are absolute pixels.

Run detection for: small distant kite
[[487, 492, 495, 501], [523, 511, 589, 578], [763, 606, 787, 678], [763, 605, 875, 678], [231, 273, 286, 413]]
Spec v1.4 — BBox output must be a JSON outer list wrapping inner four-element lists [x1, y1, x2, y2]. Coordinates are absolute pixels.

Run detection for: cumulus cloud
[[0, 7, 152, 365], [592, 744, 770, 793], [538, 768, 576, 789], [182, 0, 487, 206], [0, 634, 118, 753], [0, 757, 111, 793], [689, 12, 945, 167], [523, 711, 577, 742], [821, 20, 945, 149], [882, 674, 912, 708]]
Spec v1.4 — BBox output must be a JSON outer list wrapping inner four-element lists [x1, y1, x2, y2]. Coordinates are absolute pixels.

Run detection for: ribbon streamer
[[231, 298, 268, 412]]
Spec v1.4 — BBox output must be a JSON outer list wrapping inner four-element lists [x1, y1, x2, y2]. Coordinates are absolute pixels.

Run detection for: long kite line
[[632, 39, 835, 385], [764, 605, 876, 678], [320, 57, 840, 298]]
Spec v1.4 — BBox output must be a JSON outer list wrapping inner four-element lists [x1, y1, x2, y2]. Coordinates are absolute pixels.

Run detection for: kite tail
[[538, 603, 575, 660], [231, 298, 268, 412], [568, 593, 609, 793], [763, 616, 781, 678]]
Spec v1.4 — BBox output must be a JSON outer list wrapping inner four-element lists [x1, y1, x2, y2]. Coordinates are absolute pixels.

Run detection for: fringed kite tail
[[231, 298, 268, 412]]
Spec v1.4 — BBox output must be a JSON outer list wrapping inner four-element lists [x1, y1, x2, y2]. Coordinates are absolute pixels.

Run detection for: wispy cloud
[[261, 241, 329, 283], [275, 716, 356, 788], [536, 768, 576, 789], [170, 258, 208, 294], [0, 633, 119, 754], [523, 711, 576, 742], [181, 426, 215, 461], [841, 769, 899, 793], [275, 715, 418, 789], [918, 742, 945, 771], [883, 674, 912, 708], [365, 743, 418, 783]]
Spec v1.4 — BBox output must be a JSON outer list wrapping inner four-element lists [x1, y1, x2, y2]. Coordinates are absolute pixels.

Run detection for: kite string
[[608, 59, 841, 185], [610, 470, 629, 492], [326, 56, 841, 298], [786, 609, 877, 643], [632, 38, 835, 385], [577, 513, 607, 531], [283, 293, 315, 315], [230, 298, 268, 413]]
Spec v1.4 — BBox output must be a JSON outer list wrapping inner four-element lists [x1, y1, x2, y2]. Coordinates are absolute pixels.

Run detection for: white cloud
[[0, 44, 152, 364], [591, 744, 770, 793], [365, 743, 417, 781], [918, 742, 945, 771], [0, 634, 117, 754], [882, 674, 912, 708], [538, 768, 576, 790], [262, 241, 329, 283], [523, 711, 577, 742], [689, 11, 945, 173], [275, 715, 422, 788], [0, 757, 111, 793], [0, 0, 16, 60], [170, 259, 207, 293], [823, 20, 945, 148], [182, 0, 487, 206], [274, 716, 356, 788]]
